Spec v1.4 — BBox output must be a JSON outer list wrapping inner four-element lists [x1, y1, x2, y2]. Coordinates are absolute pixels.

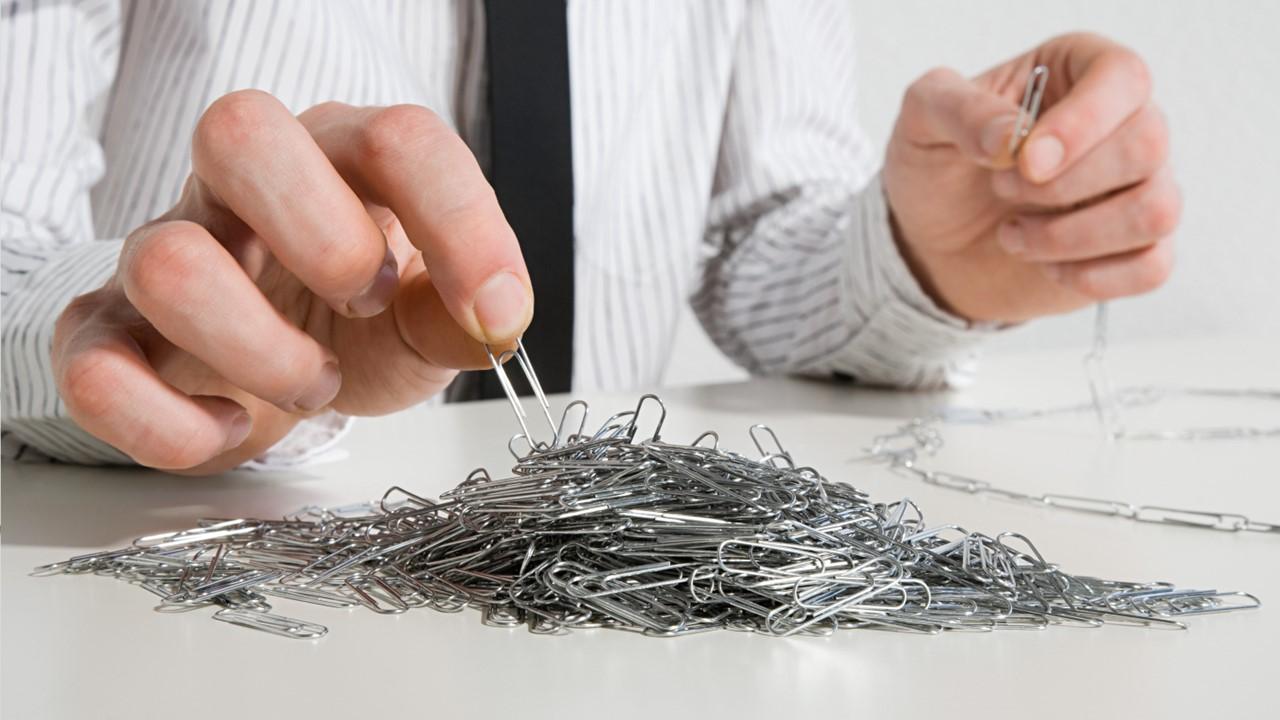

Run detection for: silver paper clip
[[1009, 64, 1049, 156], [486, 338, 558, 450]]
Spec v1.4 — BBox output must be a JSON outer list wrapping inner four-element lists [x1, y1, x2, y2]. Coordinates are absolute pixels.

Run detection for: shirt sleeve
[[691, 0, 997, 390], [1, 0, 134, 462], [1, 0, 349, 467]]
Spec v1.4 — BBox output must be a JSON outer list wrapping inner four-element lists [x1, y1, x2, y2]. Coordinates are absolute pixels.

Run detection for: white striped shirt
[[1, 0, 989, 465]]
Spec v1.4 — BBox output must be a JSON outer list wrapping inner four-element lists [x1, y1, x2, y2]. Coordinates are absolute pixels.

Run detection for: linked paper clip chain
[[861, 419, 1279, 534]]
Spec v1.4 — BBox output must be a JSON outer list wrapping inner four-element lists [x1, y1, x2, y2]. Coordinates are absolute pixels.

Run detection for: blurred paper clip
[[1009, 64, 1049, 155]]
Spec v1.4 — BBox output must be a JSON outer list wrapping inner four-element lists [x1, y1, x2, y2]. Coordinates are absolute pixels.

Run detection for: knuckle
[[1071, 271, 1109, 301], [59, 347, 125, 425], [1128, 107, 1170, 169], [1056, 30, 1104, 47], [297, 100, 352, 123], [1138, 183, 1182, 237], [56, 329, 216, 470], [358, 104, 448, 164], [1134, 244, 1175, 292], [194, 89, 280, 157], [123, 224, 208, 305], [1112, 48, 1153, 98], [918, 66, 957, 87], [902, 67, 951, 111], [916, 67, 953, 88]]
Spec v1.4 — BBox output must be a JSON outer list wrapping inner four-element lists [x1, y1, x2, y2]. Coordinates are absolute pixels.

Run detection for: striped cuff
[[1, 239, 133, 463], [243, 411, 354, 470], [824, 174, 997, 389]]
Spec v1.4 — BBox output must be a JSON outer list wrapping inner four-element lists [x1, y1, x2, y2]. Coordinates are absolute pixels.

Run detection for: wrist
[[886, 205, 1027, 326], [886, 207, 958, 318]]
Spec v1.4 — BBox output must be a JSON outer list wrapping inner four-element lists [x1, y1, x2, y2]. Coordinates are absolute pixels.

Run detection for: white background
[[663, 0, 1280, 387]]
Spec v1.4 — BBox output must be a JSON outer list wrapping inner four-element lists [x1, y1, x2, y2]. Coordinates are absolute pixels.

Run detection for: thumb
[[903, 67, 1022, 169]]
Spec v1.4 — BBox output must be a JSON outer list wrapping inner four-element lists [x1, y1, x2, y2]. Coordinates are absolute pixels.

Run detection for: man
[[0, 1, 1177, 474]]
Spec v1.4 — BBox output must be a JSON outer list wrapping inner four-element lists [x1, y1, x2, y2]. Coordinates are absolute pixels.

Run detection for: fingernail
[[981, 115, 1017, 160], [294, 362, 341, 412], [222, 412, 252, 452], [346, 247, 399, 318], [1024, 135, 1065, 181], [997, 220, 1026, 254], [473, 271, 531, 342], [991, 171, 1020, 199]]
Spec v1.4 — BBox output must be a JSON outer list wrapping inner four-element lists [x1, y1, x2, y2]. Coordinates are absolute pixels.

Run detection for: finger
[[319, 209, 483, 415], [1042, 233, 1175, 300], [997, 167, 1180, 262], [119, 220, 342, 413], [300, 103, 533, 344], [992, 103, 1168, 206], [901, 67, 1022, 168], [53, 295, 252, 470], [189, 90, 397, 318], [392, 252, 506, 370], [1020, 38, 1152, 183], [322, 251, 496, 417], [360, 202, 498, 368]]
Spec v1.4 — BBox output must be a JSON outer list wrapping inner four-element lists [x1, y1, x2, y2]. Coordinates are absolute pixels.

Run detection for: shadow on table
[[1, 461, 325, 550], [662, 376, 952, 421]]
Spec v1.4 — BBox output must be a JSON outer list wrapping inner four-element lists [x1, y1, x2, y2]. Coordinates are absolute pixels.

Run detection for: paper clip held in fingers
[[486, 338, 558, 451], [1009, 64, 1049, 156]]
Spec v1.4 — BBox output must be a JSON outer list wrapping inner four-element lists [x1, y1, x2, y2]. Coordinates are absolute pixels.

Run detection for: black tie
[[473, 0, 575, 399]]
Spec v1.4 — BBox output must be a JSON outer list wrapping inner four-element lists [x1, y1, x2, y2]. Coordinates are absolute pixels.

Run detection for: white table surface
[[3, 335, 1278, 720]]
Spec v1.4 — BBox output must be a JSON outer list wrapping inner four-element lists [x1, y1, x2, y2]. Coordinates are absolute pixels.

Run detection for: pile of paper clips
[[34, 341, 1259, 640]]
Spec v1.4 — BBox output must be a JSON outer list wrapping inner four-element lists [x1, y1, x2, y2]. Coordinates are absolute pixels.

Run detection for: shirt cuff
[[1, 239, 134, 464], [241, 410, 353, 471]]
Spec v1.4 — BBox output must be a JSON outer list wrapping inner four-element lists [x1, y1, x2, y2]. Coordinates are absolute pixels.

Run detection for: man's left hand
[[883, 33, 1178, 323]]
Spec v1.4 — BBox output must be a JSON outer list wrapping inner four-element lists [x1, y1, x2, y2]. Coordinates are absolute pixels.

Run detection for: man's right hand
[[52, 91, 533, 474]]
